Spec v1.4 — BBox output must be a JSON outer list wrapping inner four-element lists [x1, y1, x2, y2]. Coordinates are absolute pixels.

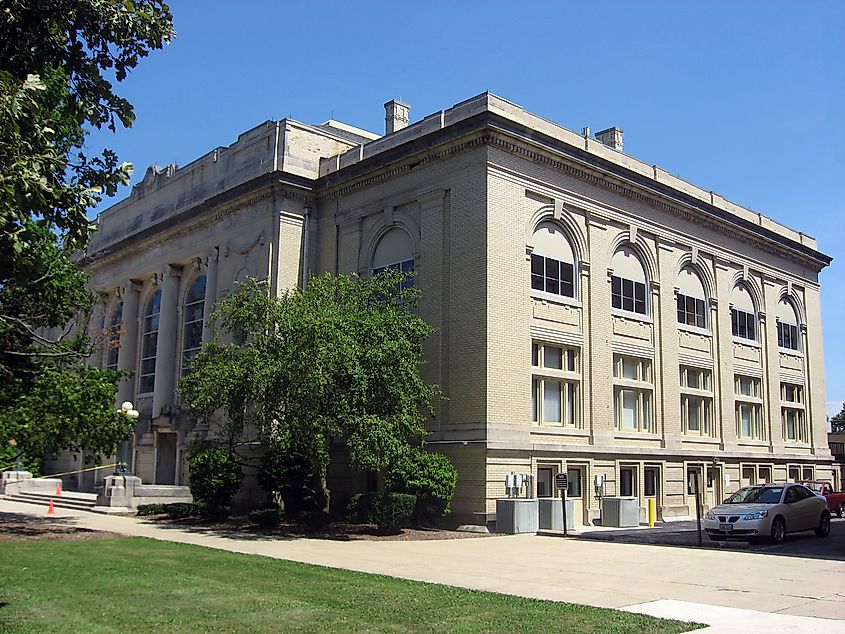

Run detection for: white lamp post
[[115, 401, 140, 475]]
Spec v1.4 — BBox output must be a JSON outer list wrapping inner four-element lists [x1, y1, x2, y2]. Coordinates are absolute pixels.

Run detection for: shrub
[[257, 444, 325, 520], [371, 493, 416, 534], [346, 492, 376, 523], [347, 492, 415, 533], [137, 503, 165, 516], [249, 507, 281, 528], [188, 445, 243, 516], [385, 448, 457, 522]]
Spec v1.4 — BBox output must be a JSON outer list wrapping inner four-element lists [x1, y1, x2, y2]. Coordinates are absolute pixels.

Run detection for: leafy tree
[[0, 2, 173, 462], [180, 272, 440, 513], [831, 403, 845, 434]]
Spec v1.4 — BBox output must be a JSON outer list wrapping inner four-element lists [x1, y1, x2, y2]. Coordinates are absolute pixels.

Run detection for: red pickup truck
[[800, 481, 845, 517]]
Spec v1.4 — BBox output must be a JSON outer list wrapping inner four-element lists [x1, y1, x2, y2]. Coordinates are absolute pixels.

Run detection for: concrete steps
[[6, 490, 97, 512]]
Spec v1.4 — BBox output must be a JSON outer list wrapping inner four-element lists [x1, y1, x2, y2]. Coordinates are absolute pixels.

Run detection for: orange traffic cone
[[47, 500, 55, 515], [55, 482, 62, 496]]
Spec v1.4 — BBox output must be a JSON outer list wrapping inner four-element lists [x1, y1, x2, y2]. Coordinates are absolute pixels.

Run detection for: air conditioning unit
[[601, 496, 639, 527]]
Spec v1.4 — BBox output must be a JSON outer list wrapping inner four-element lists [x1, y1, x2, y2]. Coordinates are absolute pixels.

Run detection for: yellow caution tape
[[36, 463, 120, 479]]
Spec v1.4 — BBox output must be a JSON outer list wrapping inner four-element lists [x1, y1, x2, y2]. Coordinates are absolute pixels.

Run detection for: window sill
[[681, 435, 721, 444], [777, 348, 804, 358], [611, 309, 653, 324], [737, 438, 769, 447], [732, 337, 761, 348], [678, 323, 711, 337], [783, 441, 811, 449], [531, 425, 589, 437], [614, 431, 661, 440], [530, 292, 582, 309]]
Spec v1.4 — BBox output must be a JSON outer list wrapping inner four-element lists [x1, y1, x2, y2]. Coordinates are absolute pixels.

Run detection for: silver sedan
[[704, 483, 831, 543]]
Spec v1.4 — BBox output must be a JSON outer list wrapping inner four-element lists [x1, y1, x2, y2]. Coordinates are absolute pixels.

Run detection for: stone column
[[152, 264, 182, 418], [89, 292, 109, 368], [117, 281, 142, 404], [714, 261, 738, 451], [202, 247, 219, 342]]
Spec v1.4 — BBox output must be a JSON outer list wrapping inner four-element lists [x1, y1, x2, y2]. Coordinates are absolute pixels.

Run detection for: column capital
[[166, 264, 183, 278], [417, 190, 446, 211], [119, 279, 143, 297]]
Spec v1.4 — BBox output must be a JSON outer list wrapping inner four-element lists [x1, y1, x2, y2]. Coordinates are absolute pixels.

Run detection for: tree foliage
[[180, 273, 440, 509], [0, 1, 174, 462], [831, 403, 845, 434], [385, 448, 458, 521]]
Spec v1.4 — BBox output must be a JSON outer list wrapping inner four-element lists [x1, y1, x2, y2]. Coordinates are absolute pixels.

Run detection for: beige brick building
[[67, 93, 834, 524]]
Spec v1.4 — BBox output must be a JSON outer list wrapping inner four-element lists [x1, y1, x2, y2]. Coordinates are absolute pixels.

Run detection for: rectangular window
[[532, 343, 580, 428], [531, 254, 574, 298], [788, 466, 800, 482], [677, 293, 706, 329], [781, 382, 807, 444], [620, 467, 636, 497], [644, 467, 658, 497], [566, 467, 582, 498], [802, 466, 814, 481], [680, 366, 714, 437], [613, 355, 653, 433], [731, 308, 756, 340], [537, 468, 553, 498], [611, 275, 647, 315], [777, 321, 799, 351]]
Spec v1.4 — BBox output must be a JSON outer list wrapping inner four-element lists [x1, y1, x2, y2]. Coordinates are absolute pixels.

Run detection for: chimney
[[384, 99, 410, 134], [595, 127, 624, 151]]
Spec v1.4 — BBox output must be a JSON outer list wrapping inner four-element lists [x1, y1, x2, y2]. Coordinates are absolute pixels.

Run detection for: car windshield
[[724, 487, 783, 505]]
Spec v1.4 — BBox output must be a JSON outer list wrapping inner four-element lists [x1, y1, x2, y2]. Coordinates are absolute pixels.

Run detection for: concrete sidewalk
[[2, 499, 844, 633]]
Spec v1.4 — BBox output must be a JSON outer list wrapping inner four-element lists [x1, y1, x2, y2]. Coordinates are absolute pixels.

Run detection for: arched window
[[105, 303, 123, 371], [530, 222, 575, 298], [182, 276, 207, 374], [730, 285, 756, 341], [372, 227, 414, 288], [106, 303, 123, 370], [677, 267, 706, 329], [611, 246, 647, 315], [776, 299, 800, 351], [139, 289, 161, 394]]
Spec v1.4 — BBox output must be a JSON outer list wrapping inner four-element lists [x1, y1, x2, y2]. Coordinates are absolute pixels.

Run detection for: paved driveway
[[2, 499, 844, 632], [576, 516, 845, 561]]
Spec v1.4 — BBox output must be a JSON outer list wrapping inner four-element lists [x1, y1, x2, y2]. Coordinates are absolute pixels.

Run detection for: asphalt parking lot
[[576, 515, 845, 559]]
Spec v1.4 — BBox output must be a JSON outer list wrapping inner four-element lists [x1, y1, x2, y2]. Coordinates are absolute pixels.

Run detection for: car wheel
[[815, 512, 831, 537], [770, 517, 786, 544], [837, 504, 844, 519]]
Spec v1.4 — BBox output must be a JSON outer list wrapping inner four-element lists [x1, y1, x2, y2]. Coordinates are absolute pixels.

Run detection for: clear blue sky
[[87, 1, 845, 418]]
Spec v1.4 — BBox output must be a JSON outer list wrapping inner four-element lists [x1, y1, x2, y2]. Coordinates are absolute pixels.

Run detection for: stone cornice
[[313, 110, 829, 271], [83, 173, 315, 270]]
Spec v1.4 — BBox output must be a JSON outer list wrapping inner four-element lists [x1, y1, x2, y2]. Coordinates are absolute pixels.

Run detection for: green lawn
[[0, 537, 701, 633]]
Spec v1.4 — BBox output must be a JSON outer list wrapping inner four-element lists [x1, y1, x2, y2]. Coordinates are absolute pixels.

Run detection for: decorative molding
[[611, 340, 655, 358], [530, 325, 584, 347]]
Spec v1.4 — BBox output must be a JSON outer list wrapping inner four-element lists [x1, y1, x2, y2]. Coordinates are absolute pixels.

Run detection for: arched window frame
[[139, 288, 161, 394], [730, 284, 757, 342], [105, 302, 123, 371], [371, 226, 415, 290], [610, 245, 649, 316], [529, 221, 577, 300], [181, 275, 207, 375], [775, 297, 801, 352], [676, 266, 708, 330]]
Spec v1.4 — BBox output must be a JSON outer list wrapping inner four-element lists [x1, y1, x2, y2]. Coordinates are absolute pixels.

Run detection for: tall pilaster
[[117, 281, 142, 404], [89, 292, 109, 369], [762, 278, 783, 454], [202, 247, 219, 342], [714, 262, 738, 451], [152, 264, 182, 418]]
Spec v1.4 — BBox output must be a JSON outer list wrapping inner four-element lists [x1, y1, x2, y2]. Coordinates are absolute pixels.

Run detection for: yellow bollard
[[648, 498, 656, 527]]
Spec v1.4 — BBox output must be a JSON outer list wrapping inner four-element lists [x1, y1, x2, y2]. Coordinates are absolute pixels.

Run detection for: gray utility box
[[538, 498, 575, 531], [601, 496, 640, 527], [496, 498, 539, 534]]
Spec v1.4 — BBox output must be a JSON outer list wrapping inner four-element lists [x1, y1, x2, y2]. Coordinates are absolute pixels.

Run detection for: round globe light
[[120, 401, 133, 412]]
